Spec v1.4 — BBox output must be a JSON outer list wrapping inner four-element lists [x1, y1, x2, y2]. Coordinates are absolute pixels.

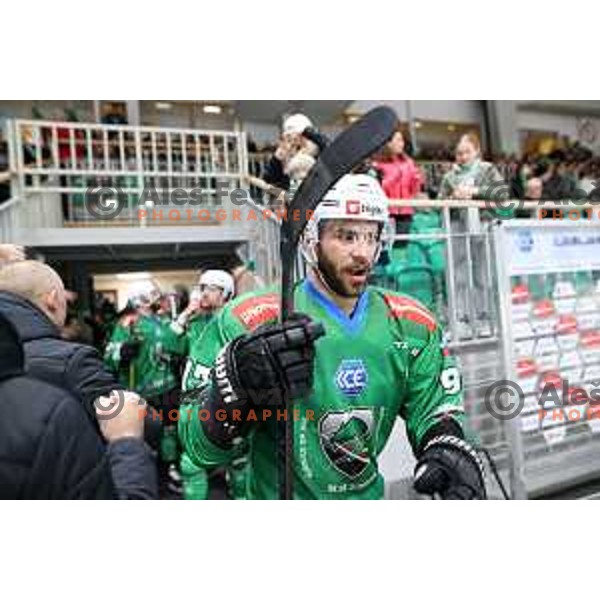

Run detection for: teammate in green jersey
[[177, 270, 236, 392], [105, 281, 187, 495], [105, 282, 186, 397], [178, 173, 486, 500], [173, 269, 238, 499]]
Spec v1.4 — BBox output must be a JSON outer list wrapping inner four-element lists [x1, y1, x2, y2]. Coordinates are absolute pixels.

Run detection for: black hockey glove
[[215, 313, 325, 408], [413, 435, 486, 500], [301, 127, 329, 152], [120, 339, 141, 364], [199, 314, 325, 447]]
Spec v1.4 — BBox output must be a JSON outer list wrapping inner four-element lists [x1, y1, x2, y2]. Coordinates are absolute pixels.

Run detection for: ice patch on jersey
[[231, 293, 280, 330], [335, 359, 369, 397], [383, 294, 437, 332]]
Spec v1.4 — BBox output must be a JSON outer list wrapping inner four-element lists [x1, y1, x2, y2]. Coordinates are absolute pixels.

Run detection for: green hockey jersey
[[181, 313, 215, 392], [178, 279, 464, 500], [105, 313, 187, 398]]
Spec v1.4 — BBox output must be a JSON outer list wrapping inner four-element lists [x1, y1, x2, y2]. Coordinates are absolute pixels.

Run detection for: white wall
[[244, 102, 486, 148], [413, 100, 484, 123], [517, 110, 600, 152], [518, 110, 580, 136], [348, 100, 484, 124], [139, 102, 234, 130]]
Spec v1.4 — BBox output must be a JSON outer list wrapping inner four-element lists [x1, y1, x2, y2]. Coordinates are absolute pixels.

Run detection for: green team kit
[[179, 279, 465, 500], [178, 312, 223, 499], [105, 313, 187, 397], [181, 314, 215, 391]]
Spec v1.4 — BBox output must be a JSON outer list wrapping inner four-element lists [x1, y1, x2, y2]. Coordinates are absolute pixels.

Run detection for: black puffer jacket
[[0, 294, 158, 499], [0, 291, 161, 448], [0, 291, 121, 417], [0, 311, 116, 499]]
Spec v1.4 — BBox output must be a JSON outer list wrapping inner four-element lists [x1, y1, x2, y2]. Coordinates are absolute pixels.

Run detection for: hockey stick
[[278, 105, 398, 499]]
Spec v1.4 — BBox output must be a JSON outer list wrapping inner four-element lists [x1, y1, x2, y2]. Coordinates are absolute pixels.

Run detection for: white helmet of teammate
[[198, 269, 235, 301], [301, 173, 390, 266], [283, 113, 312, 136], [128, 279, 162, 308]]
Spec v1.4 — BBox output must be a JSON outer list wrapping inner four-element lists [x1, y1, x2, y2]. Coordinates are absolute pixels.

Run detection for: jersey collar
[[302, 279, 369, 335]]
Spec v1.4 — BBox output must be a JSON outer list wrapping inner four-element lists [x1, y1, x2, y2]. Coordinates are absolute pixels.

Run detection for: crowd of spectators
[[250, 126, 600, 204], [498, 144, 600, 202], [381, 137, 600, 202]]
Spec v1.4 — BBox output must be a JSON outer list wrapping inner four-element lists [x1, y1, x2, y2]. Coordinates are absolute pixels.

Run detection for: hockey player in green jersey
[[179, 174, 486, 500], [105, 281, 187, 495], [176, 270, 236, 392], [105, 283, 187, 397], [172, 269, 237, 499]]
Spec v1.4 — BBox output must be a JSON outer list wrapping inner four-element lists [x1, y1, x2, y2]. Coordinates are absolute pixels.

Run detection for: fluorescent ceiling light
[[155, 102, 172, 110], [117, 272, 151, 281], [203, 104, 222, 114]]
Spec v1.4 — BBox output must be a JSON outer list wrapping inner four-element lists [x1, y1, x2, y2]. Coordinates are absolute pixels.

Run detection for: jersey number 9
[[440, 366, 461, 395]]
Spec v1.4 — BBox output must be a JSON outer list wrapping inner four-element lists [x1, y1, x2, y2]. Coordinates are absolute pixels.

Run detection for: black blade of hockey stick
[[278, 105, 398, 500]]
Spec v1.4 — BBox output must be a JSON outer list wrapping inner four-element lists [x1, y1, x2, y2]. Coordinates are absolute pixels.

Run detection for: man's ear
[[43, 288, 59, 314]]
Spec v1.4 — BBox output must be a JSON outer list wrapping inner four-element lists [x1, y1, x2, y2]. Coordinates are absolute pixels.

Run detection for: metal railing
[[8, 119, 250, 227], [370, 199, 600, 498], [5, 122, 520, 231], [367, 201, 508, 495], [0, 196, 21, 241], [248, 153, 515, 191]]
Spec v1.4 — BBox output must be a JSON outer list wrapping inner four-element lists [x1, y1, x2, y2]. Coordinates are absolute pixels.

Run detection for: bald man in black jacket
[[0, 260, 161, 449], [0, 311, 157, 499]]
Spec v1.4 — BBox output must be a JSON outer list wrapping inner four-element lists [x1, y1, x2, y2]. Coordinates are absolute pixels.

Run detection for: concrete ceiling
[[34, 242, 243, 272], [234, 100, 352, 125]]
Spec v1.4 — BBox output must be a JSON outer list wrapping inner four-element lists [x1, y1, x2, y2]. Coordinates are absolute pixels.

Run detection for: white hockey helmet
[[198, 269, 235, 300], [301, 173, 390, 266], [283, 113, 312, 136], [128, 279, 162, 308]]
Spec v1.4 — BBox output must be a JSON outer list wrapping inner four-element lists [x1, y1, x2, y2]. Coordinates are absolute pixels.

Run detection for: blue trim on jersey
[[302, 279, 369, 335]]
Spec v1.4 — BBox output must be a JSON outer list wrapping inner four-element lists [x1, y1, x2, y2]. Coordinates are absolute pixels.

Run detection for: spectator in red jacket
[[373, 124, 423, 247]]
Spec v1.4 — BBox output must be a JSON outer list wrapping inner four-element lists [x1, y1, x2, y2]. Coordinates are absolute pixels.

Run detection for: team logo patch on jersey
[[335, 359, 369, 397], [232, 294, 280, 330], [319, 409, 374, 479]]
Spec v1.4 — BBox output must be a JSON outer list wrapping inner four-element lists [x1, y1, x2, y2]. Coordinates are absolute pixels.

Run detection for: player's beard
[[316, 247, 371, 298], [199, 291, 223, 312], [199, 298, 213, 311]]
